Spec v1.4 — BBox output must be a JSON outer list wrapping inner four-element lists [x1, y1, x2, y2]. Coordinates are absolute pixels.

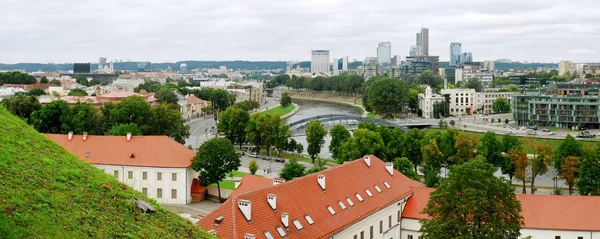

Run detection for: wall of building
[[400, 218, 421, 239], [332, 196, 409, 239], [95, 164, 195, 204]]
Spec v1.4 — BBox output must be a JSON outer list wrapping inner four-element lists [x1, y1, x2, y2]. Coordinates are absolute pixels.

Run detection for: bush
[[249, 159, 259, 175]]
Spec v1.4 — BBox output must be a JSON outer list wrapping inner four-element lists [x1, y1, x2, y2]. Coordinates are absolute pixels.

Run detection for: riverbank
[[285, 90, 368, 117]]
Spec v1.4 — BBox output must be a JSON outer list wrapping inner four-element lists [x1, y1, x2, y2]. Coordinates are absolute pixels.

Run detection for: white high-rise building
[[409, 46, 417, 56], [332, 56, 349, 76], [420, 28, 429, 56], [483, 61, 495, 72], [311, 50, 330, 74], [180, 63, 188, 74], [377, 42, 392, 67], [449, 42, 462, 66], [416, 33, 422, 55]]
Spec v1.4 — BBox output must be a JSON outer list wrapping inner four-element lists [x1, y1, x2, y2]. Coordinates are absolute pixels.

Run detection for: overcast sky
[[1, 0, 599, 64]]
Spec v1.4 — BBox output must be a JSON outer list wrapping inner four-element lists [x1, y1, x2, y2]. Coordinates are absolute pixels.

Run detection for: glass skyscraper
[[449, 42, 461, 66]]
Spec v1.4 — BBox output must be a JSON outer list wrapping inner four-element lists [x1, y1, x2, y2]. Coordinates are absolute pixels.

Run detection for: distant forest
[[0, 60, 558, 73]]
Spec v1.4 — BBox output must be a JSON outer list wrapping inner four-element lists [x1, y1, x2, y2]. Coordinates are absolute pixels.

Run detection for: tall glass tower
[[449, 42, 462, 66]]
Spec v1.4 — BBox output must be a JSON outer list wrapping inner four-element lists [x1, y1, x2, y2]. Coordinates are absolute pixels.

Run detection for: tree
[[403, 129, 424, 170], [386, 128, 405, 160], [27, 88, 46, 96], [449, 120, 455, 127], [576, 152, 600, 196], [419, 158, 523, 238], [529, 142, 552, 194], [366, 77, 407, 116], [337, 129, 386, 163], [210, 89, 230, 110], [501, 134, 522, 181], [329, 125, 351, 160], [192, 138, 241, 201], [249, 159, 259, 175], [40, 76, 49, 84], [466, 77, 483, 92], [295, 143, 304, 154], [492, 98, 511, 114], [505, 119, 510, 124], [448, 132, 478, 165], [306, 158, 327, 174], [506, 149, 529, 194], [280, 92, 292, 107], [554, 135, 582, 172], [218, 106, 250, 149], [109, 96, 152, 127], [432, 101, 449, 119], [1, 93, 42, 122], [476, 131, 503, 166], [75, 75, 89, 86], [30, 100, 72, 133], [147, 103, 190, 144], [287, 138, 298, 153], [106, 123, 142, 136], [49, 79, 60, 85], [421, 139, 444, 187], [279, 158, 306, 181], [393, 157, 419, 181], [154, 88, 178, 105], [560, 156, 581, 195], [306, 120, 327, 163], [68, 89, 88, 96]]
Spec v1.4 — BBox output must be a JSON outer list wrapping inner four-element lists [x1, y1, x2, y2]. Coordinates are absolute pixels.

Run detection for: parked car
[[576, 131, 596, 139], [236, 151, 245, 156], [274, 158, 285, 163], [548, 132, 556, 135], [508, 131, 515, 135], [542, 128, 550, 132], [249, 152, 258, 158], [529, 126, 538, 131], [526, 129, 537, 135]]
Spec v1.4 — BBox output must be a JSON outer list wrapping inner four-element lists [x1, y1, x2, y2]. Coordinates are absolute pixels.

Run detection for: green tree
[[106, 123, 142, 136], [576, 151, 600, 196], [448, 132, 478, 165], [147, 103, 190, 144], [279, 158, 306, 181], [49, 79, 60, 85], [27, 88, 46, 96], [420, 158, 523, 238], [466, 77, 483, 92], [249, 159, 259, 175], [109, 96, 152, 127], [403, 129, 424, 170], [449, 120, 455, 127], [75, 75, 89, 86], [476, 131, 503, 166], [554, 134, 582, 172], [68, 103, 99, 134], [329, 125, 351, 160], [393, 157, 419, 181], [492, 98, 511, 114], [337, 129, 386, 163], [30, 100, 72, 133], [306, 158, 327, 174], [210, 89, 230, 110], [192, 138, 241, 201], [155, 88, 178, 105], [306, 120, 327, 163], [387, 128, 405, 160], [560, 156, 581, 195], [421, 139, 444, 187], [68, 89, 88, 96], [295, 143, 304, 154], [1, 93, 42, 122], [501, 134, 522, 181], [40, 76, 49, 84], [280, 92, 292, 107], [529, 142, 552, 194], [218, 106, 250, 149], [366, 77, 407, 116]]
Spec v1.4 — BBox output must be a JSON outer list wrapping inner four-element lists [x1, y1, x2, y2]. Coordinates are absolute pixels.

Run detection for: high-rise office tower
[[416, 33, 422, 55], [420, 28, 429, 56], [332, 56, 349, 76], [409, 46, 417, 57], [311, 50, 330, 74], [377, 42, 392, 67], [449, 42, 462, 66], [180, 63, 188, 74], [461, 52, 473, 63]]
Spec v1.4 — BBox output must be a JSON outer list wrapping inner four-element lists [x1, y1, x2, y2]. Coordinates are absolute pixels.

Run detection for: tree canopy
[[192, 138, 241, 200], [68, 89, 88, 96], [218, 106, 250, 149], [365, 77, 407, 116], [279, 159, 306, 181], [329, 125, 351, 160], [306, 120, 327, 163], [337, 128, 386, 163], [280, 92, 292, 107], [492, 98, 511, 114], [154, 88, 178, 104]]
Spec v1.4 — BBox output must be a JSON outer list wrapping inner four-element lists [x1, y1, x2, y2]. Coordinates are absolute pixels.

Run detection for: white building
[[559, 60, 577, 76], [363, 57, 378, 80], [418, 86, 445, 119], [311, 50, 330, 74], [483, 60, 495, 72], [377, 42, 392, 67], [419, 88, 516, 116], [45, 133, 201, 205], [180, 63, 188, 74]]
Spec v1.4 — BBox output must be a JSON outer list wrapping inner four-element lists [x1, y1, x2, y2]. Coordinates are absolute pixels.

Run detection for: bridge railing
[[288, 114, 419, 131]]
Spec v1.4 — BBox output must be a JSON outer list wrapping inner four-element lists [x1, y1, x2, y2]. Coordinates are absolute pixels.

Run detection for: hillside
[[0, 106, 214, 238]]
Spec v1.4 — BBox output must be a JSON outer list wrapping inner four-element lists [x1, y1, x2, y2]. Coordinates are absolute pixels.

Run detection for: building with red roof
[[45, 133, 202, 205], [186, 94, 211, 119]]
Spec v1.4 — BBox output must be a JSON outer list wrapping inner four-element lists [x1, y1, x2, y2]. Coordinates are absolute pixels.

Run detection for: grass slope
[[261, 104, 295, 116], [0, 106, 214, 239], [425, 128, 598, 154]]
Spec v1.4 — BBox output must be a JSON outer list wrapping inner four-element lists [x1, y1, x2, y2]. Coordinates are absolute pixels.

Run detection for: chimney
[[238, 199, 251, 222], [363, 155, 371, 167], [317, 174, 325, 190], [385, 162, 394, 176], [234, 180, 242, 189], [126, 132, 132, 141], [68, 131, 73, 141], [244, 234, 256, 239], [267, 194, 276, 210], [281, 212, 289, 228], [273, 178, 284, 185], [82, 132, 88, 141], [208, 230, 216, 236]]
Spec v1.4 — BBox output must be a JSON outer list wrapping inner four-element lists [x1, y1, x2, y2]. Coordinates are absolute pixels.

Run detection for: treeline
[[1, 94, 190, 143], [266, 74, 364, 95], [0, 72, 37, 85]]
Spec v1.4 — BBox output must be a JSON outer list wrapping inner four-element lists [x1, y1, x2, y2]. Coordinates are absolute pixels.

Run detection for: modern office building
[[311, 50, 330, 74], [409, 46, 417, 57], [332, 57, 349, 76], [180, 63, 188, 74], [559, 60, 577, 76], [377, 42, 392, 67], [483, 60, 495, 72], [73, 63, 91, 74], [391, 55, 400, 68], [513, 83, 600, 128], [420, 28, 429, 56], [461, 52, 473, 63], [137, 62, 152, 72], [362, 57, 378, 80], [449, 43, 461, 66], [416, 33, 422, 56], [509, 76, 555, 87], [413, 56, 440, 74]]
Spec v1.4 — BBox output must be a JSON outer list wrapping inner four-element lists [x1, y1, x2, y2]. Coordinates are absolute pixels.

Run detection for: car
[[542, 128, 550, 132], [529, 126, 538, 131], [236, 151, 245, 156], [249, 152, 258, 158], [548, 132, 556, 135], [274, 158, 285, 163], [508, 131, 515, 135]]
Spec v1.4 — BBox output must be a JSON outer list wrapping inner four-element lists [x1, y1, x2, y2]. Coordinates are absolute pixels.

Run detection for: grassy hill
[[0, 106, 214, 239]]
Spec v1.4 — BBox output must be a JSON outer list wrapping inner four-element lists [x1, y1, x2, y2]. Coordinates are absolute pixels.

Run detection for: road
[[237, 153, 314, 178]]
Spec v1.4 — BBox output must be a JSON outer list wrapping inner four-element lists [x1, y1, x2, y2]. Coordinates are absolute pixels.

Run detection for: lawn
[[261, 104, 295, 116], [356, 106, 365, 115], [257, 148, 337, 166], [227, 170, 248, 177], [425, 128, 598, 154], [367, 112, 377, 118], [211, 180, 236, 190]]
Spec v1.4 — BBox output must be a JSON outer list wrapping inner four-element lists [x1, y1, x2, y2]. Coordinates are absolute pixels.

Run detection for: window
[[346, 197, 354, 206], [365, 189, 373, 197], [369, 226, 373, 239], [379, 220, 383, 233], [388, 215, 392, 228], [113, 170, 119, 178], [408, 236, 413, 239], [128, 171, 133, 179], [577, 237, 583, 239], [172, 173, 177, 181], [292, 219, 303, 230], [327, 206, 336, 215], [354, 235, 357, 239], [398, 210, 401, 222], [356, 193, 364, 202], [555, 237, 561, 239], [374, 185, 382, 193], [263, 231, 274, 239], [171, 189, 177, 199], [304, 215, 314, 225], [157, 172, 162, 181], [142, 187, 148, 196], [338, 201, 346, 210], [157, 188, 163, 198], [142, 172, 147, 180], [360, 231, 364, 239], [276, 227, 287, 237], [383, 181, 391, 189]]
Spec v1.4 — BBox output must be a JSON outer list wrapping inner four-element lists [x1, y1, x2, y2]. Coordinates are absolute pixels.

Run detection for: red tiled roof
[[230, 175, 274, 197], [402, 186, 600, 231], [97, 91, 138, 98], [187, 95, 210, 106], [44, 134, 194, 168], [198, 156, 423, 239], [57, 96, 102, 105]]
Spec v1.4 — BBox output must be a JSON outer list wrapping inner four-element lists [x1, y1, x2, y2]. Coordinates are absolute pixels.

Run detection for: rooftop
[[44, 134, 195, 168]]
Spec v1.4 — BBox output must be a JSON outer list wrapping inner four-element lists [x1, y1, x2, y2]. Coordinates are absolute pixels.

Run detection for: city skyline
[[1, 0, 599, 63]]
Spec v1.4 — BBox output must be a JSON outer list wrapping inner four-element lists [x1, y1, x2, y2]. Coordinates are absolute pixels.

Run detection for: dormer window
[[130, 153, 135, 158]]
